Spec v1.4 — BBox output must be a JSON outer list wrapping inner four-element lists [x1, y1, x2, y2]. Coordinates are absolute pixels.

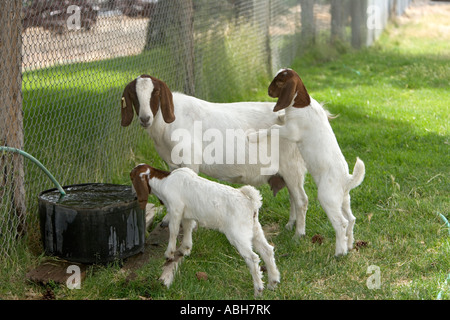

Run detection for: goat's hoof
[[179, 247, 191, 256], [268, 280, 280, 291], [334, 248, 348, 257], [254, 287, 264, 297], [294, 230, 306, 238], [164, 252, 175, 261], [291, 233, 304, 243], [285, 221, 294, 231]]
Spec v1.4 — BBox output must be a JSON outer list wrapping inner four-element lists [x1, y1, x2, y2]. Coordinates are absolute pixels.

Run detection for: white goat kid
[[121, 75, 309, 238], [130, 164, 280, 296], [250, 69, 365, 256]]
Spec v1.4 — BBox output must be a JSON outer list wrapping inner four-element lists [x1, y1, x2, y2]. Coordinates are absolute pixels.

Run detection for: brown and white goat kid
[[130, 164, 280, 296], [250, 69, 365, 256]]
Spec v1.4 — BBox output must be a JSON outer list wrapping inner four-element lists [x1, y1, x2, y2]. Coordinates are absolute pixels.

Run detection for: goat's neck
[[284, 104, 308, 120], [147, 92, 203, 136], [146, 110, 168, 149], [147, 176, 168, 200]]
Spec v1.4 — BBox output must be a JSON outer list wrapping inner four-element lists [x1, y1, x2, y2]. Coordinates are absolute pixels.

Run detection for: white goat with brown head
[[130, 163, 280, 296], [250, 68, 365, 256]]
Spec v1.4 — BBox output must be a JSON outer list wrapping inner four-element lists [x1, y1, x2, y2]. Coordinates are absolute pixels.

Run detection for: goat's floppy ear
[[159, 80, 175, 123], [273, 78, 297, 112], [130, 167, 150, 210], [273, 76, 310, 111], [149, 78, 175, 124], [121, 80, 139, 127], [293, 76, 311, 109]]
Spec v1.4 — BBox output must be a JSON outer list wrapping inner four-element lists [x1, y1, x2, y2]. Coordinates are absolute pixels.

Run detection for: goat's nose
[[140, 116, 150, 124], [140, 116, 151, 127]]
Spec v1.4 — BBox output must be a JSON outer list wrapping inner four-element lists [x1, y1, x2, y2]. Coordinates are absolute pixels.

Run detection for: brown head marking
[[268, 69, 311, 112], [130, 164, 171, 210]]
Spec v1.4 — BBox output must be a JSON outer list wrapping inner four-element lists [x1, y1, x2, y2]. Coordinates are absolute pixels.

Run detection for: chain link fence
[[1, 0, 412, 264]]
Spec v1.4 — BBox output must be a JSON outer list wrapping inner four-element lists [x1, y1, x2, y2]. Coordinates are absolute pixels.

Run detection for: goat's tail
[[239, 185, 263, 211], [347, 157, 365, 191]]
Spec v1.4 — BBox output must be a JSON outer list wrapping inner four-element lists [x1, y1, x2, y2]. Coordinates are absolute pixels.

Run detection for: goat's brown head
[[121, 75, 175, 128], [130, 164, 151, 210], [130, 163, 171, 210], [268, 68, 311, 112]]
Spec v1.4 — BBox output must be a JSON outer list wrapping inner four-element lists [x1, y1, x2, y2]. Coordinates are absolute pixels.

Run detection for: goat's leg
[[283, 173, 308, 238], [227, 233, 264, 297], [317, 186, 349, 256], [252, 221, 280, 290], [160, 164, 200, 229], [179, 218, 196, 256], [160, 214, 170, 228], [165, 210, 182, 260], [270, 124, 303, 142], [342, 193, 356, 251]]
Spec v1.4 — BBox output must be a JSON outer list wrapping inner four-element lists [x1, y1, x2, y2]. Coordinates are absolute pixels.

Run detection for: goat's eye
[[276, 81, 284, 87]]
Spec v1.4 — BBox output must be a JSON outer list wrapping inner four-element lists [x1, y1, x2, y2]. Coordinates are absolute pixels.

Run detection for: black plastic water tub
[[38, 183, 145, 264]]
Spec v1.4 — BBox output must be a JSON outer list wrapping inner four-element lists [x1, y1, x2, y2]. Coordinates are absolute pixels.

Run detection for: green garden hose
[[439, 213, 450, 236], [0, 146, 66, 196]]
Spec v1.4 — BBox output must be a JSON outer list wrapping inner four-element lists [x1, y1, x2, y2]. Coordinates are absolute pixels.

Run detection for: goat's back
[[167, 168, 259, 229], [149, 93, 306, 187], [171, 93, 281, 130]]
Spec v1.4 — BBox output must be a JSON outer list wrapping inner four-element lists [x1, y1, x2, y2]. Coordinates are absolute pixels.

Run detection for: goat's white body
[[282, 99, 350, 185], [135, 80, 309, 236], [255, 97, 365, 256], [146, 167, 280, 296], [149, 168, 257, 231], [148, 93, 285, 184]]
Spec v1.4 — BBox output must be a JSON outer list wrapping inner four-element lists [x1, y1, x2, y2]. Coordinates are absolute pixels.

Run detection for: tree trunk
[[300, 0, 315, 47], [0, 0, 26, 235], [175, 0, 195, 96], [331, 0, 345, 43], [144, 0, 195, 95], [351, 0, 368, 48]]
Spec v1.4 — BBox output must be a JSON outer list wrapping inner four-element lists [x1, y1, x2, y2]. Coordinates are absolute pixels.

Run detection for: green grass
[[2, 7, 449, 300]]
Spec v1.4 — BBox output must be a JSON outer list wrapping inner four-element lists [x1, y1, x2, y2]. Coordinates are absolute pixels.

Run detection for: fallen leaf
[[311, 234, 324, 245], [196, 272, 208, 281], [355, 240, 368, 251]]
